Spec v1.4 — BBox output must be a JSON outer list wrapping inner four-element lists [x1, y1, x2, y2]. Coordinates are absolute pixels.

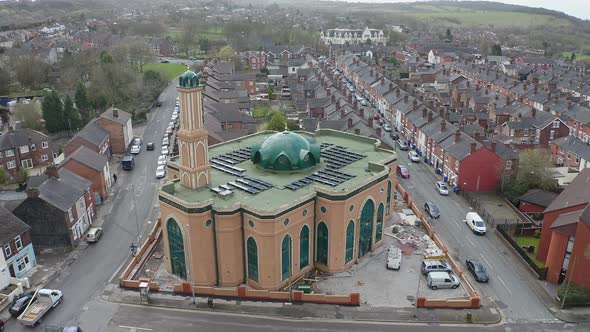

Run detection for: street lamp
[[131, 184, 140, 243], [185, 223, 196, 304]]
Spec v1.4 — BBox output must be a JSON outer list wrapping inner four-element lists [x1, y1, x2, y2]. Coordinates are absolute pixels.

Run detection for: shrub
[[533, 229, 541, 238], [558, 284, 590, 307]]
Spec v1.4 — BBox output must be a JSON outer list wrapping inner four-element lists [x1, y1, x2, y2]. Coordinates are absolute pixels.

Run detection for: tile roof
[[519, 189, 558, 207], [100, 107, 131, 126], [0, 206, 30, 245], [0, 128, 50, 151], [36, 168, 92, 212], [544, 168, 590, 213], [62, 146, 107, 171], [550, 209, 583, 230], [551, 135, 590, 162], [73, 120, 108, 147]]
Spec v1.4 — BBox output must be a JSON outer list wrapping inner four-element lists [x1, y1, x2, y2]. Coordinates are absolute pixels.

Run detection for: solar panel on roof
[[245, 177, 274, 188], [229, 181, 259, 194]]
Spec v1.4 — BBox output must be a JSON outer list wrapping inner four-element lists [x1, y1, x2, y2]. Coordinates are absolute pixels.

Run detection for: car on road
[[435, 181, 449, 195], [408, 151, 420, 162], [397, 139, 409, 151], [157, 155, 167, 166], [85, 226, 103, 243], [466, 259, 489, 282], [421, 259, 452, 275], [396, 165, 410, 179], [9, 292, 36, 317], [160, 59, 170, 63], [372, 113, 380, 120], [166, 126, 173, 135], [465, 212, 487, 235], [360, 99, 368, 106], [132, 137, 142, 146], [161, 146, 169, 155], [390, 132, 399, 140], [424, 202, 440, 219], [171, 113, 178, 121], [130, 145, 141, 154], [382, 123, 392, 132], [168, 121, 175, 128], [162, 137, 170, 146], [146, 142, 154, 151], [156, 165, 166, 179]]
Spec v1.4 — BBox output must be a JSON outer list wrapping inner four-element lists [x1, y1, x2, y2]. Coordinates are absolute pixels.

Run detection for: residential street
[[3, 80, 180, 332]]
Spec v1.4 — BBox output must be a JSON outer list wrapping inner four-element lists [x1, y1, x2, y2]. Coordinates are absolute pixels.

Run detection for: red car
[[397, 165, 410, 178], [372, 113, 380, 120]]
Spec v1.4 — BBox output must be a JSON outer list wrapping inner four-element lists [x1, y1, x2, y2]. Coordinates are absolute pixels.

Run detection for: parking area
[[316, 207, 469, 308]]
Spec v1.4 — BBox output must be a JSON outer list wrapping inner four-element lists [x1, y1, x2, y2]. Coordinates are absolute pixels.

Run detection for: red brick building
[[518, 189, 558, 214], [0, 127, 57, 177], [95, 107, 133, 154], [59, 146, 112, 202], [64, 120, 110, 158]]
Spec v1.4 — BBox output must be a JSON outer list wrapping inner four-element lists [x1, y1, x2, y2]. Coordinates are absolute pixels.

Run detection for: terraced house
[[0, 127, 58, 177], [159, 71, 397, 290]]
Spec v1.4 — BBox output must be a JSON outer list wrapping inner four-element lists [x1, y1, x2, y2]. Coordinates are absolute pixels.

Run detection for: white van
[[465, 212, 486, 235], [386, 246, 402, 270], [427, 271, 460, 289]]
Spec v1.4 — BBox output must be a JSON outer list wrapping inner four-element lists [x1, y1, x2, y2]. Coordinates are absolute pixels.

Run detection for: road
[[4, 80, 180, 332]]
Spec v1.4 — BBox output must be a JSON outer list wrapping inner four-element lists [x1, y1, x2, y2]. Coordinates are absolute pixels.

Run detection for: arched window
[[167, 219, 186, 280], [376, 203, 384, 243], [300, 225, 310, 269], [247, 237, 258, 282], [317, 222, 329, 265], [281, 235, 292, 281], [345, 220, 355, 263], [358, 200, 374, 258], [386, 181, 392, 216]]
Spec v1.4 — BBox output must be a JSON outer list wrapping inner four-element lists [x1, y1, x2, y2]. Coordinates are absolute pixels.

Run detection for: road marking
[[119, 326, 152, 331], [497, 276, 513, 295], [109, 258, 130, 283], [466, 236, 476, 248], [480, 253, 494, 271], [452, 219, 462, 230]]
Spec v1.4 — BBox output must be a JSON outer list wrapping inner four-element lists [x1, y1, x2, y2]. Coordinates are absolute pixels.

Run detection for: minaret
[[175, 70, 210, 189]]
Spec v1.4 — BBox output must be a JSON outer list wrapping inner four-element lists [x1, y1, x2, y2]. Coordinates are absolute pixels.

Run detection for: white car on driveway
[[436, 181, 449, 195], [408, 151, 420, 162]]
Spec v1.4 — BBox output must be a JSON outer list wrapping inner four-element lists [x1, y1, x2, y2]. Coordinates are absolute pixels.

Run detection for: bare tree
[[180, 21, 198, 57], [127, 37, 154, 73], [10, 55, 50, 90]]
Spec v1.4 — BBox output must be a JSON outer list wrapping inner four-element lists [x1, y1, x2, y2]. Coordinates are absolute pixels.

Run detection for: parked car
[[466, 259, 489, 282], [408, 151, 420, 162], [161, 146, 169, 155], [146, 142, 155, 151], [156, 165, 166, 179], [386, 246, 402, 270], [390, 132, 399, 140], [16, 289, 63, 327], [166, 126, 173, 135], [171, 113, 178, 121], [130, 145, 141, 154], [424, 202, 440, 219], [397, 139, 409, 151], [421, 259, 451, 275], [85, 226, 103, 243], [360, 99, 368, 106], [132, 137, 142, 146], [427, 271, 460, 290], [121, 155, 135, 170], [383, 124, 392, 132], [435, 181, 449, 195], [396, 165, 410, 179], [157, 155, 167, 166], [160, 59, 170, 63], [372, 113, 380, 120], [162, 137, 170, 146], [9, 292, 36, 317], [465, 212, 487, 235]]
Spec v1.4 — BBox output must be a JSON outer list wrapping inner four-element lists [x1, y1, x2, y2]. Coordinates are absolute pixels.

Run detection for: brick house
[[95, 107, 133, 154], [147, 37, 176, 56], [550, 135, 590, 171], [241, 51, 266, 70], [64, 120, 111, 158], [13, 166, 96, 247], [0, 127, 58, 177], [518, 189, 558, 215], [0, 206, 36, 278], [59, 146, 111, 203]]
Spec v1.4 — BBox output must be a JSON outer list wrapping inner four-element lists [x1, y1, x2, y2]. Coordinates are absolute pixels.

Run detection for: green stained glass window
[[281, 235, 292, 281], [317, 222, 329, 265], [345, 220, 355, 263], [300, 225, 310, 269], [167, 219, 187, 280], [247, 237, 258, 282], [376, 203, 384, 243], [359, 200, 374, 258]]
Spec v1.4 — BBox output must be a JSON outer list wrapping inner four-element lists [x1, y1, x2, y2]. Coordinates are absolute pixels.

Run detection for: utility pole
[[185, 223, 196, 304], [131, 184, 140, 243]]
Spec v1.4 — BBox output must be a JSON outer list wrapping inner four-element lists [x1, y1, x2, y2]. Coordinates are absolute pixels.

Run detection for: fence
[[496, 224, 547, 280], [460, 191, 526, 230]]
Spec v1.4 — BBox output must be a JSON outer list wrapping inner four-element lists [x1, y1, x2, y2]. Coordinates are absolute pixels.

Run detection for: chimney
[[359, 108, 364, 117], [26, 188, 40, 198], [491, 141, 496, 153], [389, 82, 393, 92], [46, 165, 59, 179], [534, 85, 538, 95], [335, 100, 340, 112], [504, 77, 507, 83], [404, 94, 409, 103], [554, 94, 558, 103], [348, 94, 352, 103], [467, 81, 471, 88], [474, 132, 481, 141], [396, 88, 400, 98], [112, 108, 118, 118], [412, 100, 418, 111], [547, 92, 551, 102], [419, 95, 424, 102], [327, 88, 331, 96], [427, 111, 433, 122], [454, 130, 461, 143], [441, 119, 446, 132], [381, 77, 385, 85], [485, 88, 489, 95], [475, 84, 480, 92], [506, 95, 511, 104], [495, 94, 499, 101], [348, 118, 353, 129], [354, 99, 358, 109], [470, 142, 477, 154], [429, 99, 434, 109], [422, 108, 427, 118]]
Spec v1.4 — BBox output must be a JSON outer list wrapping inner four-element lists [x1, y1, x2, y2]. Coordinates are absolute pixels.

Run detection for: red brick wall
[[518, 202, 546, 213], [545, 231, 570, 283], [59, 159, 107, 200], [95, 118, 125, 154], [64, 137, 100, 157], [570, 222, 590, 288], [1, 230, 32, 260], [538, 122, 569, 148], [458, 147, 501, 191], [538, 204, 587, 261]]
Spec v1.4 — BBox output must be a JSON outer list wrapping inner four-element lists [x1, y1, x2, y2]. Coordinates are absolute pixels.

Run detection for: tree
[[570, 52, 577, 62], [63, 95, 81, 131], [127, 37, 153, 72], [216, 45, 235, 60], [10, 55, 50, 90], [180, 21, 197, 57], [42, 90, 64, 133], [260, 67, 269, 74], [198, 37, 211, 54], [491, 44, 503, 56], [0, 66, 9, 96], [266, 111, 286, 131], [75, 82, 91, 125], [287, 119, 300, 131], [0, 167, 9, 185], [502, 149, 559, 204], [388, 30, 406, 46], [479, 39, 490, 56], [15, 101, 42, 130], [445, 28, 453, 41]]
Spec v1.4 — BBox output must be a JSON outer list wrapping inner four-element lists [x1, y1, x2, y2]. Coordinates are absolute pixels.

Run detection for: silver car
[[436, 181, 449, 195]]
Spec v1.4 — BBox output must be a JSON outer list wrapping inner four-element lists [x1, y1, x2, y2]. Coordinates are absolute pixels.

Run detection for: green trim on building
[[317, 222, 329, 265], [166, 218, 187, 280], [281, 235, 292, 281], [359, 199, 374, 258], [247, 237, 259, 282], [299, 225, 310, 269], [345, 220, 355, 263]]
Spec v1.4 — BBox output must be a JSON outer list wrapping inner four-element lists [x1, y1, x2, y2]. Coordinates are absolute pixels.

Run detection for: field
[[143, 63, 188, 80], [562, 52, 590, 62], [164, 27, 226, 42]]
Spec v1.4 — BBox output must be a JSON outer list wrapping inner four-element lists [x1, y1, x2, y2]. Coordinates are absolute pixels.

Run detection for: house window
[[53, 153, 59, 159], [31, 144, 36, 151], [68, 208, 74, 222], [42, 141, 49, 149], [20, 145, 29, 154], [16, 254, 30, 271], [21, 159, 33, 169], [506, 160, 512, 170], [41, 155, 48, 161], [5, 149, 14, 157], [523, 129, 528, 136], [3, 244, 11, 257], [6, 161, 16, 169], [15, 235, 22, 250], [550, 130, 555, 140], [0, 151, 2, 158], [455, 160, 459, 169], [552, 120, 560, 128]]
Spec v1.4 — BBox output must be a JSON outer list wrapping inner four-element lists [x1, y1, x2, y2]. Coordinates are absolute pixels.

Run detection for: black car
[[390, 132, 399, 140], [9, 292, 36, 317], [424, 202, 440, 219], [466, 259, 489, 282], [146, 142, 155, 151]]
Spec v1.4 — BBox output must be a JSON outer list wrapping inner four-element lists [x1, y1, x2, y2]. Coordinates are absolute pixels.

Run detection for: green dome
[[178, 70, 201, 88], [251, 131, 321, 172]]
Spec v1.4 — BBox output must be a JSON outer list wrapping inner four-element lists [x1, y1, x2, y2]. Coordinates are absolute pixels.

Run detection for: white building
[[320, 27, 386, 46], [40, 24, 65, 34]]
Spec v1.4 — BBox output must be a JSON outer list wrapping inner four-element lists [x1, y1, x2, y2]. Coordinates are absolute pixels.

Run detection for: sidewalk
[[105, 284, 502, 325]]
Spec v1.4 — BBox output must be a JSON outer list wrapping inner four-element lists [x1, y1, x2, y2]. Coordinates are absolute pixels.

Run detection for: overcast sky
[[338, 0, 590, 20]]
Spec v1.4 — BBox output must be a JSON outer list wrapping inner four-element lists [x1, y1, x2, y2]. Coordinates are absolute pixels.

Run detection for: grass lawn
[[143, 63, 189, 81], [562, 52, 590, 62], [252, 105, 270, 118], [514, 236, 545, 268]]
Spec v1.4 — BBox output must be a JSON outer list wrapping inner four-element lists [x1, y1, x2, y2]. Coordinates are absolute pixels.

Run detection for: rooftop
[[162, 130, 395, 213]]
